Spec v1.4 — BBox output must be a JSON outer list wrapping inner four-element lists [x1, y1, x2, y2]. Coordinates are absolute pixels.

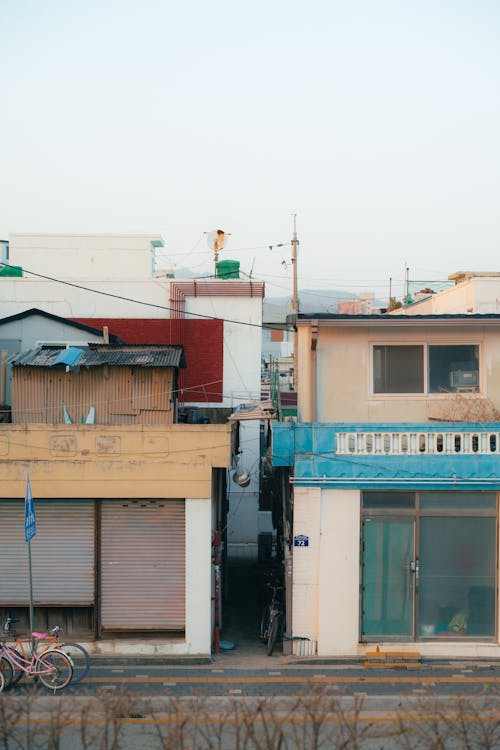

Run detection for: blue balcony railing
[[272, 422, 500, 490]]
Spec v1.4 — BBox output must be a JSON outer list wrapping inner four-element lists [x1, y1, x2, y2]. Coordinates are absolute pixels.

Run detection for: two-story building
[[0, 343, 236, 656], [273, 313, 500, 658]]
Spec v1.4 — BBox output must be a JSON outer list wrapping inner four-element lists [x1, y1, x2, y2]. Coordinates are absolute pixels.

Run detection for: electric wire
[[0, 263, 291, 333]]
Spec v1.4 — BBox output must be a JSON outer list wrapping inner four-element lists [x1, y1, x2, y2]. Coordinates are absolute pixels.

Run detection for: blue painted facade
[[272, 422, 500, 490]]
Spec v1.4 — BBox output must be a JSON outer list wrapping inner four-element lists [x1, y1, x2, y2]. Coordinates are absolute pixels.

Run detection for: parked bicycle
[[2, 618, 90, 685], [260, 582, 285, 656], [0, 630, 73, 691]]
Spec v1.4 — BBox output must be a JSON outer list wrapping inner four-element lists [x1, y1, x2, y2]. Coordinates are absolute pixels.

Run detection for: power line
[[0, 263, 292, 333]]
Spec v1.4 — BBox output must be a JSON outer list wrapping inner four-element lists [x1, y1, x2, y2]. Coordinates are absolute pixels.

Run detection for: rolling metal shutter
[[100, 500, 185, 631], [0, 500, 95, 604]]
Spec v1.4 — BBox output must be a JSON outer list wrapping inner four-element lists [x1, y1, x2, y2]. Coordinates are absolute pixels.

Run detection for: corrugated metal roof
[[9, 345, 186, 369]]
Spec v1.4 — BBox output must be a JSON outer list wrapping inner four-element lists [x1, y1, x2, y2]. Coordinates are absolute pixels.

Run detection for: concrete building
[[393, 271, 500, 316], [273, 313, 500, 659], [0, 233, 269, 561], [0, 343, 235, 655]]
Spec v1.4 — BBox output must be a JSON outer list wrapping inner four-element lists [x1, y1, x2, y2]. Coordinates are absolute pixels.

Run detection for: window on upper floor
[[373, 345, 424, 393], [373, 344, 480, 395]]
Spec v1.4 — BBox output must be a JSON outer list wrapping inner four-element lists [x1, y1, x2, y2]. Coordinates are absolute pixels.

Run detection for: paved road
[[3, 662, 499, 750], [10, 658, 499, 697]]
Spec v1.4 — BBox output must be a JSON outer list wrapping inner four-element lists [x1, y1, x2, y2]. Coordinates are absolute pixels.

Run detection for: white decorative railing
[[335, 431, 500, 456]]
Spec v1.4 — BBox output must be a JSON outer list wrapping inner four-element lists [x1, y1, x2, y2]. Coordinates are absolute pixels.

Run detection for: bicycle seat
[[32, 631, 48, 639]]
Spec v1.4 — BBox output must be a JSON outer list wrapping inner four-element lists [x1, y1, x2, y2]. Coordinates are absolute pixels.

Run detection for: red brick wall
[[71, 318, 223, 402]]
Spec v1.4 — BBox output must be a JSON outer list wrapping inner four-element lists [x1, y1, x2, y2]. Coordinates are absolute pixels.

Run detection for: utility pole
[[291, 214, 299, 392]]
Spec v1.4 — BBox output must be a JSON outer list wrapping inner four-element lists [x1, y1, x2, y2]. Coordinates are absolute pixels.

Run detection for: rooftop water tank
[[0, 265, 22, 277], [216, 260, 240, 279]]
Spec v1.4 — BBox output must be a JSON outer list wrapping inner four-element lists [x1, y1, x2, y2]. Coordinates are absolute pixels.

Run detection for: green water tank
[[0, 265, 23, 277], [216, 260, 240, 279]]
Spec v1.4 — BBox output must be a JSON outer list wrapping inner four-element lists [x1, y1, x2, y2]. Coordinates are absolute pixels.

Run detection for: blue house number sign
[[294, 534, 309, 547]]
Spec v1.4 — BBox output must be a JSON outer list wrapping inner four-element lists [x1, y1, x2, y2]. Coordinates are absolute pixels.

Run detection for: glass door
[[362, 517, 415, 638]]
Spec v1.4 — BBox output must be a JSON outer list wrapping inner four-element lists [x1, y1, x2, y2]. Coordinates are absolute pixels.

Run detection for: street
[[1, 658, 499, 749]]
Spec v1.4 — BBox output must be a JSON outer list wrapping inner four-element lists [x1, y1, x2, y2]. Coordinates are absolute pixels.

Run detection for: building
[[272, 313, 500, 658], [0, 233, 269, 561], [393, 271, 500, 316], [0, 343, 236, 655], [0, 308, 122, 407]]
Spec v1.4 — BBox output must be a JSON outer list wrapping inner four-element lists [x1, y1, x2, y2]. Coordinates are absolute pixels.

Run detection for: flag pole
[[24, 473, 36, 652], [28, 539, 34, 652]]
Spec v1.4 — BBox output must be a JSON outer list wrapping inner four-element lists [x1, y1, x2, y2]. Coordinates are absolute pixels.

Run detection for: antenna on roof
[[206, 229, 230, 274]]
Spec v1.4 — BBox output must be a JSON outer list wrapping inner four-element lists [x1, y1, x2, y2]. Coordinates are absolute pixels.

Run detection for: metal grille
[[0, 500, 95, 604], [100, 500, 185, 630]]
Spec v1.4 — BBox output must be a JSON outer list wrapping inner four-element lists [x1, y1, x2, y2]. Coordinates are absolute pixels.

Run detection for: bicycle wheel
[[0, 669, 4, 693], [58, 643, 90, 683], [267, 615, 279, 656], [260, 605, 271, 642], [0, 656, 14, 690], [4, 648, 24, 687], [37, 650, 73, 690]]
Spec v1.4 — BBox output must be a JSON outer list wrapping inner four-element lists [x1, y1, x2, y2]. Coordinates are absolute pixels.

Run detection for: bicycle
[[260, 582, 285, 656], [0, 635, 73, 691], [3, 618, 90, 685]]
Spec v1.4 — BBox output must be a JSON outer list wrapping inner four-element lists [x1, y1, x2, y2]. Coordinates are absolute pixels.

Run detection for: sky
[[1, 0, 499, 303]]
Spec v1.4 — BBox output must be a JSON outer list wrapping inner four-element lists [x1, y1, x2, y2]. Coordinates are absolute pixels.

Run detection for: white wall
[[185, 497, 212, 654], [9, 233, 162, 281], [395, 277, 500, 316], [185, 296, 263, 409], [291, 488, 360, 656]]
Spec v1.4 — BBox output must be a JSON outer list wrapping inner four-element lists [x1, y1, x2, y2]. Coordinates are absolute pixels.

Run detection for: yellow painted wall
[[0, 423, 235, 499]]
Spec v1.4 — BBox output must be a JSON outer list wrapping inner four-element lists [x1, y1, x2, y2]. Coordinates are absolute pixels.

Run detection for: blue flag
[[24, 475, 36, 542]]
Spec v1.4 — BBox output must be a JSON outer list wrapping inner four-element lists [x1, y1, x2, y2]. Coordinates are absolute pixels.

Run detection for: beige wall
[[185, 497, 212, 654], [293, 487, 500, 657], [292, 488, 360, 656], [298, 322, 500, 423], [0, 423, 234, 499]]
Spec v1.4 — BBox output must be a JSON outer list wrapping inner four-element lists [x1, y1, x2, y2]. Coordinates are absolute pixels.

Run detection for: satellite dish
[[206, 229, 228, 262]]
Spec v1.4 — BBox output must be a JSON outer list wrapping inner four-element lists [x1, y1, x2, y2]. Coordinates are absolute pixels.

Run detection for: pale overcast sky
[[1, 0, 499, 302]]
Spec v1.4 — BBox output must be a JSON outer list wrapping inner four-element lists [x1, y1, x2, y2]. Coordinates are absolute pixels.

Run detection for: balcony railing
[[335, 430, 500, 456]]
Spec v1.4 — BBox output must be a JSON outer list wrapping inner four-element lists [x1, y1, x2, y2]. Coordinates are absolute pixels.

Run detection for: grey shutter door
[[100, 500, 185, 630], [0, 500, 95, 604]]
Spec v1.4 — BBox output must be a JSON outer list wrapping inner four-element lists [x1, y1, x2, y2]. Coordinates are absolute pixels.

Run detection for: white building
[[0, 233, 270, 560]]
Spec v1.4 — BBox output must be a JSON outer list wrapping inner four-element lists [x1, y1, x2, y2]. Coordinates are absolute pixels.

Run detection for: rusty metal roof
[[9, 345, 186, 369]]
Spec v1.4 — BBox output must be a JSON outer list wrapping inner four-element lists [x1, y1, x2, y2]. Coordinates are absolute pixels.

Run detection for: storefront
[[361, 491, 496, 640], [0, 499, 96, 633], [100, 499, 185, 632]]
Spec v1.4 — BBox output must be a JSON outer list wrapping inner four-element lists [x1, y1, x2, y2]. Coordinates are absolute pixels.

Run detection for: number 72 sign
[[293, 534, 309, 548]]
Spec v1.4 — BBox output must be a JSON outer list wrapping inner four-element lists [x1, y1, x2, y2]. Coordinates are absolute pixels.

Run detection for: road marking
[[12, 715, 500, 727], [229, 689, 242, 695], [111, 669, 124, 673], [211, 669, 224, 673], [85, 675, 500, 685], [269, 671, 281, 676]]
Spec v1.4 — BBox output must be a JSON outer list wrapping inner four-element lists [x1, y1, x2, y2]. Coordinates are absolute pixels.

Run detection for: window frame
[[370, 342, 482, 398]]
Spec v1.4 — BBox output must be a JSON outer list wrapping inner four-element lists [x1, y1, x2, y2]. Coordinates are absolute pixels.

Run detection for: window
[[361, 491, 497, 640], [428, 345, 479, 393], [373, 344, 480, 395], [373, 345, 424, 393]]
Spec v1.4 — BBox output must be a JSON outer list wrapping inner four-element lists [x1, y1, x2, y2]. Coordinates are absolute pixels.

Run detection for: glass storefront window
[[420, 492, 496, 511], [361, 491, 497, 640], [418, 517, 496, 637], [362, 492, 415, 509]]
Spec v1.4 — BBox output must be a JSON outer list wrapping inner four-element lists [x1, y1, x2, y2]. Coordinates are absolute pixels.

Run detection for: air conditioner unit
[[450, 370, 478, 387]]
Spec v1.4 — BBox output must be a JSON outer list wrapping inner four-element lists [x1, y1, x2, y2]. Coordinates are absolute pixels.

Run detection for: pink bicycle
[[1, 633, 73, 691]]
